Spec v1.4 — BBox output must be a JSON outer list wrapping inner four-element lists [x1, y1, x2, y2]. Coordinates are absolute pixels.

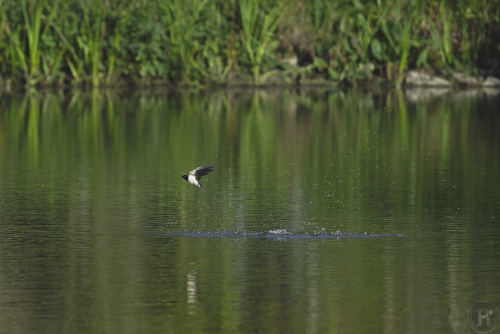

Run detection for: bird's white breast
[[188, 175, 199, 186]]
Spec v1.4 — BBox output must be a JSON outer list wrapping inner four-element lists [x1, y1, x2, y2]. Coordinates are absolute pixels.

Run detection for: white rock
[[452, 72, 479, 86], [405, 71, 451, 87], [281, 56, 298, 68], [482, 76, 500, 87]]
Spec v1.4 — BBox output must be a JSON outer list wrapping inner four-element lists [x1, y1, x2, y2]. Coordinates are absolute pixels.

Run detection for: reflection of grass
[[4, 89, 495, 176], [1, 88, 499, 245], [1, 88, 498, 244], [0, 0, 498, 87]]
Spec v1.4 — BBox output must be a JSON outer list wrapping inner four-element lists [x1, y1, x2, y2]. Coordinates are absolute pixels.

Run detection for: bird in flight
[[182, 165, 214, 189]]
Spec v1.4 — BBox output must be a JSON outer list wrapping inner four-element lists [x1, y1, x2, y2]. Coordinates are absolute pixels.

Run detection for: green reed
[[21, 0, 43, 85], [239, 0, 286, 83]]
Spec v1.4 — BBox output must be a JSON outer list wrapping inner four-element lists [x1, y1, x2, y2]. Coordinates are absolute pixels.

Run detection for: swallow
[[182, 165, 214, 189]]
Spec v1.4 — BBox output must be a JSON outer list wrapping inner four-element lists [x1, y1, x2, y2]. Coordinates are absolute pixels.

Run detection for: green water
[[0, 89, 499, 333]]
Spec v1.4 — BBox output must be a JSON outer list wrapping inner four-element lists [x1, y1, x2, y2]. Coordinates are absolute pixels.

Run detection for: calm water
[[0, 88, 499, 333]]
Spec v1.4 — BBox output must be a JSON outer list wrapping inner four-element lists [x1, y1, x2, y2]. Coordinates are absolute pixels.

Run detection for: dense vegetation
[[0, 0, 499, 87]]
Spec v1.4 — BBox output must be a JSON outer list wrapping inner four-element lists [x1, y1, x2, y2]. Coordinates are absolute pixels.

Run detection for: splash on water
[[267, 228, 292, 235], [160, 229, 405, 239]]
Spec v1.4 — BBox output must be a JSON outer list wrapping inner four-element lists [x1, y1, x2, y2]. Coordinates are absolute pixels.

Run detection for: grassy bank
[[0, 0, 499, 87]]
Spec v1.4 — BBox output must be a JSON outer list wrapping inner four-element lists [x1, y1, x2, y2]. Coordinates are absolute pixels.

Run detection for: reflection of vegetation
[[0, 0, 499, 86], [0, 89, 499, 332], [0, 89, 499, 231]]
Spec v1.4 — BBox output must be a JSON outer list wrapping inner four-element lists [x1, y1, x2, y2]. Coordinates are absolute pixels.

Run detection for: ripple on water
[[160, 229, 406, 239]]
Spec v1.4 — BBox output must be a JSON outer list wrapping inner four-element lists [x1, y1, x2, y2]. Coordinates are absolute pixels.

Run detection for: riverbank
[[1, 0, 499, 89]]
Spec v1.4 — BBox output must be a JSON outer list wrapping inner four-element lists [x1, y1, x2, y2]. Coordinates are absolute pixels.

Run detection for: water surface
[[0, 88, 499, 333]]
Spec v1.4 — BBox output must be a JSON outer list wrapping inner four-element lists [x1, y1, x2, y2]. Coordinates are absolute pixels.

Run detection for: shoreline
[[1, 70, 499, 93]]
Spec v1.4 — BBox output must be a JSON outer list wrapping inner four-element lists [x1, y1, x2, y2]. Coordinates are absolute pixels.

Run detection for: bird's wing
[[189, 165, 214, 180]]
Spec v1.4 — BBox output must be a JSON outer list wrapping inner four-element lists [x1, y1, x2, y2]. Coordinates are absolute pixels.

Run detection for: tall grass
[[0, 0, 498, 87], [239, 0, 286, 83]]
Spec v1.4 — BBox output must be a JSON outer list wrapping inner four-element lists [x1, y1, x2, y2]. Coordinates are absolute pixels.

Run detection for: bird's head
[[182, 175, 188, 181]]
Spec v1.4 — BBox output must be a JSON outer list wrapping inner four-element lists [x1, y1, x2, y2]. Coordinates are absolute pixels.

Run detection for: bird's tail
[[198, 183, 204, 190]]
